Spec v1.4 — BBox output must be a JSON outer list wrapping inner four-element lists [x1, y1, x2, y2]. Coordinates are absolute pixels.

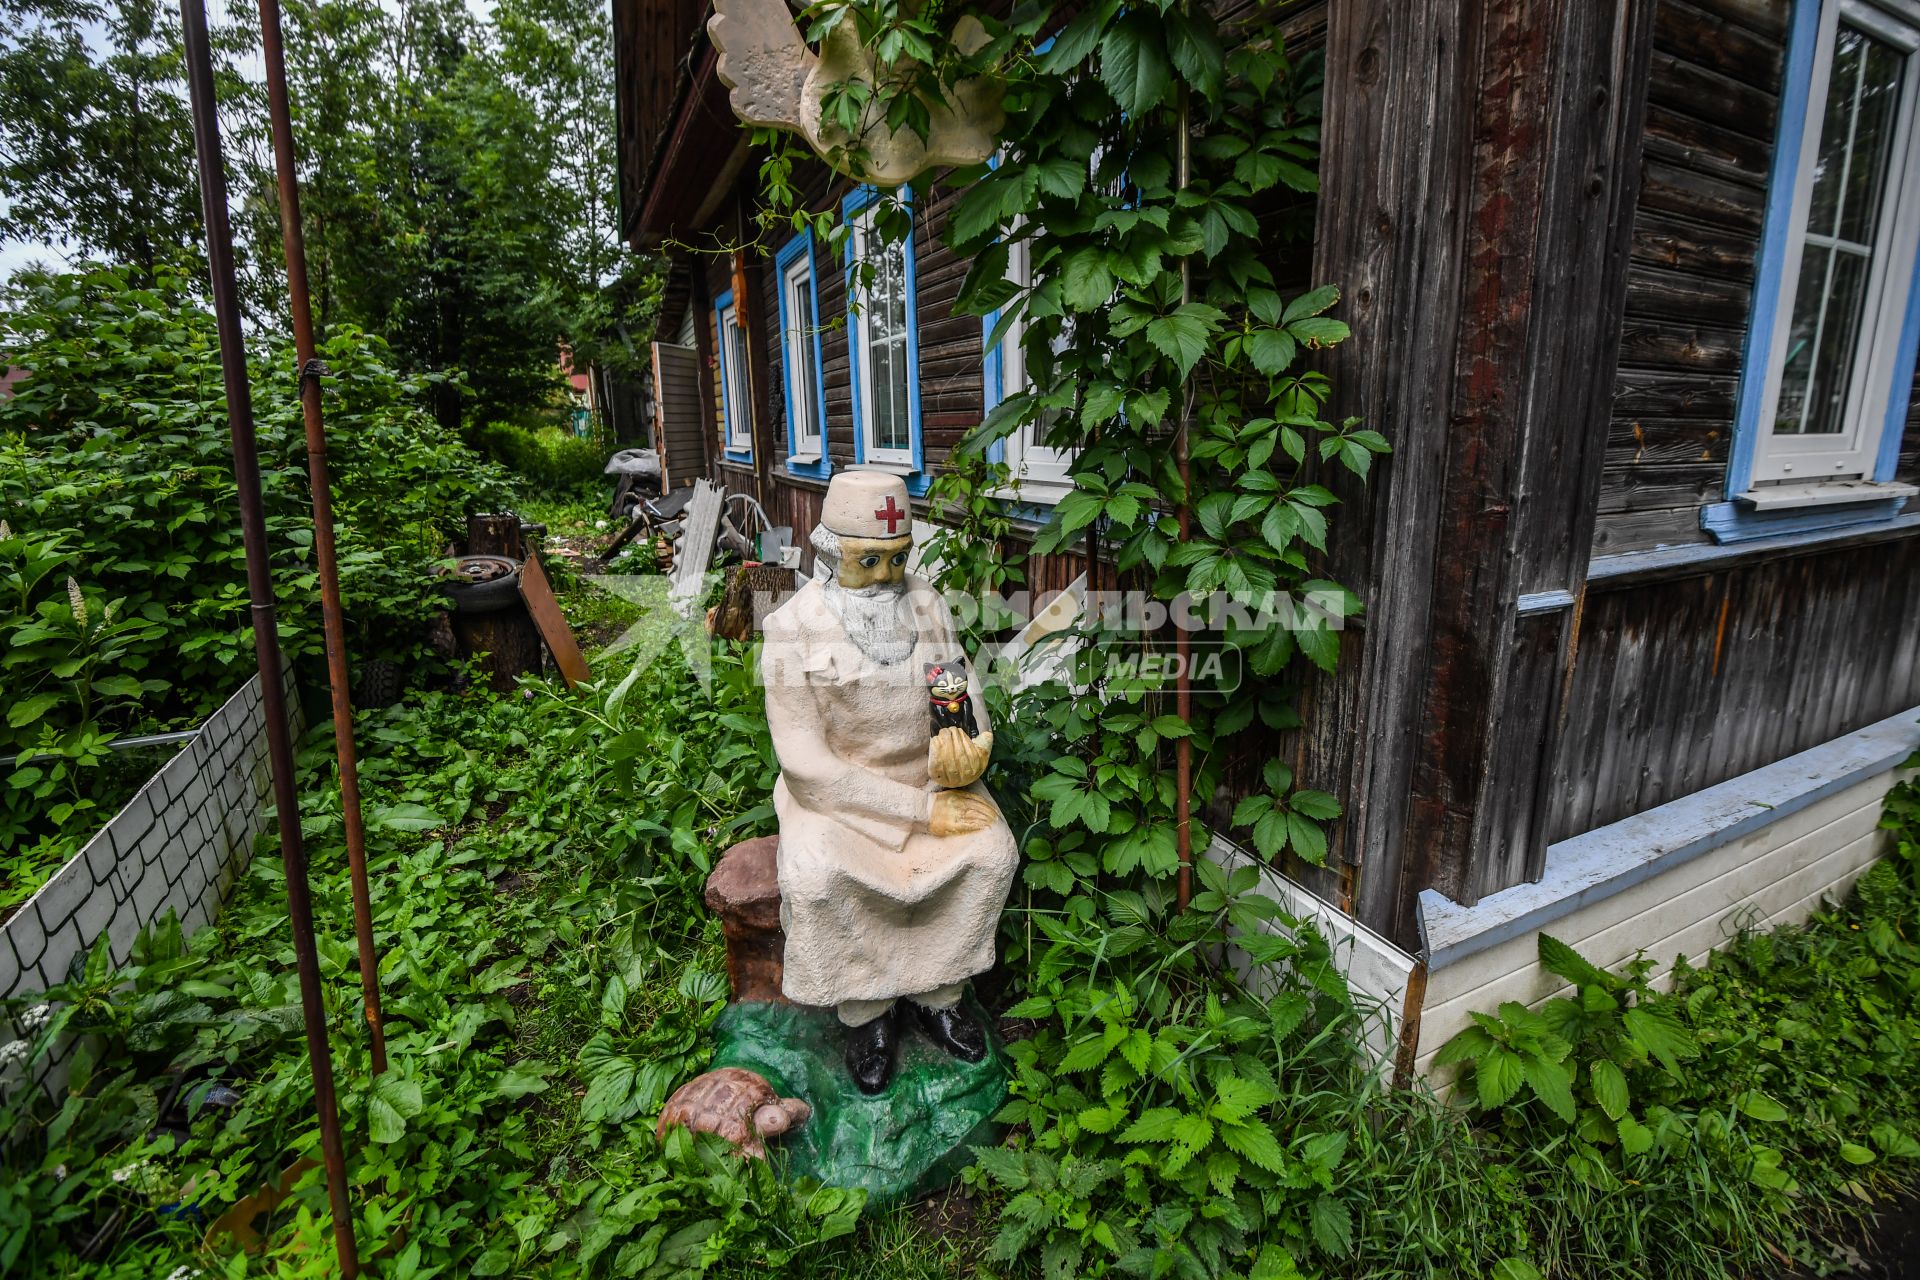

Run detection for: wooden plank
[[1595, 463, 1724, 514], [1407, 0, 1659, 907], [1606, 414, 1732, 467], [671, 479, 725, 616], [1678, 0, 1789, 40], [1590, 504, 1711, 554], [517, 553, 591, 689], [1636, 157, 1767, 234], [1642, 104, 1772, 187], [1630, 209, 1759, 281], [1624, 263, 1755, 326], [1653, 0, 1783, 84], [1546, 534, 1920, 837], [1298, 0, 1485, 946], [1645, 50, 1779, 140], [1615, 318, 1745, 375]]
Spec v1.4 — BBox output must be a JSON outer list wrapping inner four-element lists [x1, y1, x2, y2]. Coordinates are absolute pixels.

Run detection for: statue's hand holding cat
[[929, 788, 999, 837], [928, 726, 992, 789]]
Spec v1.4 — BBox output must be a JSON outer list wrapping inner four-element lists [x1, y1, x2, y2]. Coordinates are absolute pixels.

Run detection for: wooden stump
[[467, 513, 526, 558], [705, 835, 787, 1003], [711, 563, 796, 642], [456, 513, 542, 691]]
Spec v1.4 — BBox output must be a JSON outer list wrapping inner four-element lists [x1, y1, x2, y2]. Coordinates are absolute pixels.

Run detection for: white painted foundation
[[1411, 706, 1919, 1079]]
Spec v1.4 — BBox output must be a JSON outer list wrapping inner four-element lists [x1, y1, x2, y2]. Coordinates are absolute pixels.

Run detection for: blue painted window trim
[[979, 137, 1078, 518], [843, 184, 929, 496], [774, 229, 832, 482], [1712, 0, 1918, 544], [712, 287, 753, 465], [981, 259, 1071, 523]]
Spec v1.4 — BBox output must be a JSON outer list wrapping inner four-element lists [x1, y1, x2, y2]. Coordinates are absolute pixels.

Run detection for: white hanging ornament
[[707, 0, 1005, 187]]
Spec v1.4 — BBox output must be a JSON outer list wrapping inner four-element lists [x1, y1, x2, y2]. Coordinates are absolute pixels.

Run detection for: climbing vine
[[761, 0, 1384, 867], [760, 2, 1394, 1274]]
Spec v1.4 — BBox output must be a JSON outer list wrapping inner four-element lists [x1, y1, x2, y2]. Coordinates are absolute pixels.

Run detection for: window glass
[[719, 302, 750, 451], [782, 256, 820, 454], [853, 206, 915, 460], [1776, 22, 1908, 439]]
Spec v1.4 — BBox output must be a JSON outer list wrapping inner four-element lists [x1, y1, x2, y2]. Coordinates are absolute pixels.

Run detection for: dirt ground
[[1778, 1187, 1920, 1278]]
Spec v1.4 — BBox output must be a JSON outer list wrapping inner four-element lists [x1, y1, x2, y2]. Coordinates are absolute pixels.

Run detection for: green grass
[[4, 633, 1919, 1277]]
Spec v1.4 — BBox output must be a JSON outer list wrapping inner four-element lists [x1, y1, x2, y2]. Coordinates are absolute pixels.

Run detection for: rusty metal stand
[[1174, 81, 1195, 913], [180, 0, 360, 1272], [255, 0, 388, 1076]]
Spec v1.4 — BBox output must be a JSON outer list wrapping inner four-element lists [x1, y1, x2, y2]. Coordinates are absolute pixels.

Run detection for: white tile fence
[[1, 664, 299, 1088]]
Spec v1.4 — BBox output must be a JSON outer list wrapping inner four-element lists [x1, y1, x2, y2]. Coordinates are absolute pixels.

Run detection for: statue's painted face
[[837, 534, 912, 591]]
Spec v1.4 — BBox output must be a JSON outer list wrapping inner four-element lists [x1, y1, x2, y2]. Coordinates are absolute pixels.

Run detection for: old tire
[[438, 555, 523, 616], [358, 659, 402, 709]]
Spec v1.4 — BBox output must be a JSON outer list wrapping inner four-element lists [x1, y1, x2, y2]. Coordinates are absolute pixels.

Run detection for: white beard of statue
[[822, 579, 914, 666], [812, 525, 914, 666]]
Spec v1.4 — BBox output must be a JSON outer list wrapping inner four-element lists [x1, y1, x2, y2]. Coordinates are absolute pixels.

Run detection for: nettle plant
[[761, 1, 1398, 1276]]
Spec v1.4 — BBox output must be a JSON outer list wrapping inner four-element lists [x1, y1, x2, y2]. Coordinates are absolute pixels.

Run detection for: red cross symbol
[[874, 495, 906, 534]]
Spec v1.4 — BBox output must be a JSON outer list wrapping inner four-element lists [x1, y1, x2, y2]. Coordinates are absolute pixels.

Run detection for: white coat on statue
[[761, 473, 1018, 1025]]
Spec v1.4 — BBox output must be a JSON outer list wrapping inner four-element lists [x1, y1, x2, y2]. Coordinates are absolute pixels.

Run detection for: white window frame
[[779, 252, 823, 461], [1749, 0, 1920, 490], [716, 296, 752, 456], [848, 198, 918, 469], [993, 233, 1077, 504]]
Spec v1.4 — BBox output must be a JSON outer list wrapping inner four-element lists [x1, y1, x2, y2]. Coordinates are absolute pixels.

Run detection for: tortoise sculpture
[[656, 1067, 810, 1159]]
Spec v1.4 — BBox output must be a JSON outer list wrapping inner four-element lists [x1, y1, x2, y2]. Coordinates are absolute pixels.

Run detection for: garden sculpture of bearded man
[[761, 469, 1018, 1093]]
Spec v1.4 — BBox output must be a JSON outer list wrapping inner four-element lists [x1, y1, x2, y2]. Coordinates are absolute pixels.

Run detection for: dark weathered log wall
[[1546, 0, 1920, 845], [1301, 0, 1659, 944], [683, 163, 1093, 587], [1595, 0, 1785, 552], [1549, 533, 1920, 837]]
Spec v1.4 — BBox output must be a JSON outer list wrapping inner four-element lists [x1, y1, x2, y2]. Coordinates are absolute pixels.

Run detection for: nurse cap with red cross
[[820, 468, 913, 539]]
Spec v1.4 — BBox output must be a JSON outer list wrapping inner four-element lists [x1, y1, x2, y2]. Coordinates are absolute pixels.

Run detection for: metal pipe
[[256, 0, 388, 1076], [178, 2, 360, 1273], [1174, 79, 1194, 913], [2, 730, 199, 770]]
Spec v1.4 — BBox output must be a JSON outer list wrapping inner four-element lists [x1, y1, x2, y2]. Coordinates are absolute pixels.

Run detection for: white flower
[[165, 1267, 201, 1280], [19, 1004, 51, 1033], [67, 576, 87, 625], [110, 1160, 147, 1184], [0, 519, 11, 539], [0, 1040, 28, 1069]]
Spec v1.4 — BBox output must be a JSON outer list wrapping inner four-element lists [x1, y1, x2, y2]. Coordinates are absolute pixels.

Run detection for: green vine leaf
[[1099, 12, 1172, 117]]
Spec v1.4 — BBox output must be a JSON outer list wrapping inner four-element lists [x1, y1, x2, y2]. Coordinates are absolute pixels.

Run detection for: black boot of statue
[[910, 1000, 987, 1063], [845, 1007, 898, 1094]]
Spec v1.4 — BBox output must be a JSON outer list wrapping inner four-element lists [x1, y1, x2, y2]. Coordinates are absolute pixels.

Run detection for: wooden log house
[[614, 0, 1920, 1077]]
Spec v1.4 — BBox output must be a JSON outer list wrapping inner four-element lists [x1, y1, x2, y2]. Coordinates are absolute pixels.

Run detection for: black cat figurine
[[925, 660, 978, 738]]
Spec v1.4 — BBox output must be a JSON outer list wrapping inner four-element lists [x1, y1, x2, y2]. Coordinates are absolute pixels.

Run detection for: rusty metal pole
[[179, 1, 361, 1273], [256, 0, 388, 1076], [1174, 82, 1195, 913]]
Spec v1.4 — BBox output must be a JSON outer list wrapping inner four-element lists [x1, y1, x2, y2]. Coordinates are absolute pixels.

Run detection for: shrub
[[474, 421, 608, 493], [0, 262, 516, 896]]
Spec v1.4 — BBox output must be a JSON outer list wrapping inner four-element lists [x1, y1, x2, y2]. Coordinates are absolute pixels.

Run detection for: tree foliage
[[0, 263, 514, 905], [0, 0, 654, 426], [0, 0, 218, 276]]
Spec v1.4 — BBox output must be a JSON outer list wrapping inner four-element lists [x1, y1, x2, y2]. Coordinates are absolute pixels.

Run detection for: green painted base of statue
[[704, 1000, 1007, 1203]]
